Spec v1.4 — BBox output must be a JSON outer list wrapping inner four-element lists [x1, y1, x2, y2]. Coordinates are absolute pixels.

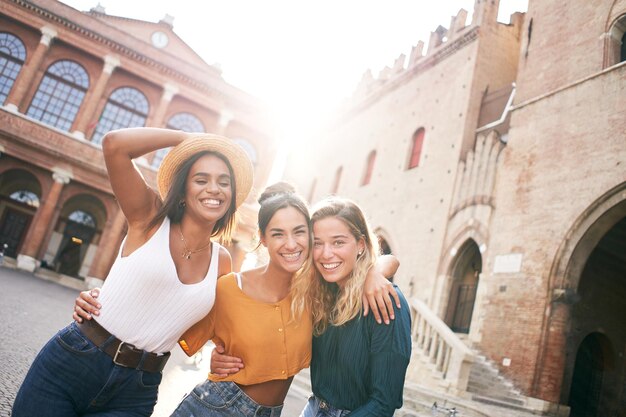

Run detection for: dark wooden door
[[0, 209, 32, 258]]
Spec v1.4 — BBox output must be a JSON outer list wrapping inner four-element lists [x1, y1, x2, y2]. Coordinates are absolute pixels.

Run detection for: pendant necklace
[[179, 225, 211, 259]]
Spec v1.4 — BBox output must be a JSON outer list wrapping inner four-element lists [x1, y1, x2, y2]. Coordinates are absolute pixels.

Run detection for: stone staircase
[[289, 297, 566, 416], [466, 354, 529, 412]]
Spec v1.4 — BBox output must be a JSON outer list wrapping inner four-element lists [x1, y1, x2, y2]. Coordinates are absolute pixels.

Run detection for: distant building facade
[[284, 0, 625, 415], [0, 0, 276, 282]]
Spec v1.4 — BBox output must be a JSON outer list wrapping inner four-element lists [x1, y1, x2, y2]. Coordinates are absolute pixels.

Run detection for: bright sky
[[59, 0, 527, 177]]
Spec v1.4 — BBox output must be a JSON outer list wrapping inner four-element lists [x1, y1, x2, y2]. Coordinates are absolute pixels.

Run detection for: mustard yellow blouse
[[178, 273, 312, 385]]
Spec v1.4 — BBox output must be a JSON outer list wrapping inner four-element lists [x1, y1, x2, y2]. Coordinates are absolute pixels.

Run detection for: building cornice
[[7, 0, 260, 114]]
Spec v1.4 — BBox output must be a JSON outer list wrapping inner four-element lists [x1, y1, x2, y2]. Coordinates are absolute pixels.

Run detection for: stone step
[[471, 394, 532, 412]]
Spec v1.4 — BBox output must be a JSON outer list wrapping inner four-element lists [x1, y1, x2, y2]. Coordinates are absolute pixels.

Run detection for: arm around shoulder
[[178, 311, 216, 357]]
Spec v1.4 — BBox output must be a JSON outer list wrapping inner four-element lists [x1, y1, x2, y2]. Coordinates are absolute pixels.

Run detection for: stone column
[[216, 109, 234, 135], [85, 207, 126, 287], [72, 55, 120, 139], [17, 169, 71, 272], [147, 83, 178, 127], [4, 26, 57, 113]]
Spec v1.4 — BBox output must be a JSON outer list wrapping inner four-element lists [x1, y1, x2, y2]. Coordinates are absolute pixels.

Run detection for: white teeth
[[322, 262, 340, 270], [201, 199, 221, 206], [282, 252, 301, 260]]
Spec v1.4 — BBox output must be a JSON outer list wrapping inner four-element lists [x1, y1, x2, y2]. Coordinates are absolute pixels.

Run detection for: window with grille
[[0, 32, 26, 105], [92, 87, 149, 145], [233, 138, 257, 166], [166, 112, 205, 132], [68, 210, 96, 228], [26, 60, 89, 131], [9, 190, 39, 208], [151, 112, 206, 168]]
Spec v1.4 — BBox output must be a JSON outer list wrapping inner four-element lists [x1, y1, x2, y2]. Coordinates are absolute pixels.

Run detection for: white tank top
[[94, 217, 219, 353]]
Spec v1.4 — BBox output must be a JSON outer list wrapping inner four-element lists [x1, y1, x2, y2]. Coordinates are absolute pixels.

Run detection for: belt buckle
[[112, 341, 135, 367], [319, 399, 328, 410]]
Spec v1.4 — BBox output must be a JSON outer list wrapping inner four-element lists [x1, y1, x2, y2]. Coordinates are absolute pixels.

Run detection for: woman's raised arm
[[102, 128, 192, 227]]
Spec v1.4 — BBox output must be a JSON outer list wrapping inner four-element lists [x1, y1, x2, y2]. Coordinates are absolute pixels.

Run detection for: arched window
[[233, 138, 258, 165], [26, 60, 89, 131], [92, 87, 149, 145], [0, 32, 26, 105], [9, 190, 40, 207], [150, 112, 206, 168], [308, 178, 317, 203], [68, 210, 96, 228], [166, 112, 205, 132], [607, 14, 626, 66], [332, 166, 343, 194], [408, 127, 425, 169], [361, 150, 376, 186], [378, 236, 392, 255], [445, 240, 482, 334], [377, 234, 393, 281]]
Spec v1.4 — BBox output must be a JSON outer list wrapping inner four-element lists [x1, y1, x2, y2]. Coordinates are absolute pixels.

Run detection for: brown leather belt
[[76, 319, 170, 373]]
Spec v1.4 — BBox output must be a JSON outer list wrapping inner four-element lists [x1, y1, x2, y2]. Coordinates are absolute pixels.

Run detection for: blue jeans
[[171, 380, 283, 417], [12, 322, 162, 417], [299, 395, 350, 417]]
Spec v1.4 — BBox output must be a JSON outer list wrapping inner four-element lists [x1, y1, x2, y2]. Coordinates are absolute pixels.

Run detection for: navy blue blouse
[[310, 285, 412, 416]]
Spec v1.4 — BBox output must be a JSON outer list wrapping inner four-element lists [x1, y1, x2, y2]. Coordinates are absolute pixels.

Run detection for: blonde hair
[[290, 197, 379, 336]]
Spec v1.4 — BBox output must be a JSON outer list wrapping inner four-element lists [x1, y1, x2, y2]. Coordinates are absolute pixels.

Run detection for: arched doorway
[[51, 194, 107, 278], [55, 210, 97, 276], [569, 333, 615, 417], [565, 215, 625, 416], [375, 229, 394, 282], [445, 240, 482, 334], [0, 169, 42, 258]]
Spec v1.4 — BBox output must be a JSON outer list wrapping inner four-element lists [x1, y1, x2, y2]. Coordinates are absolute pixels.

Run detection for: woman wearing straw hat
[[12, 127, 254, 417]]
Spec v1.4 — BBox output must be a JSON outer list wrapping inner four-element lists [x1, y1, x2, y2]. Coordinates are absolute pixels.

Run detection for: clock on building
[[151, 31, 169, 48]]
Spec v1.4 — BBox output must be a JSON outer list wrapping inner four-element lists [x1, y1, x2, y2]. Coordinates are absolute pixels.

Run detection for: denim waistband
[[312, 395, 351, 417], [203, 380, 283, 417]]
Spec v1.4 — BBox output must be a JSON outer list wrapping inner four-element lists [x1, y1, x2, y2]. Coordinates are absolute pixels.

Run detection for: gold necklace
[[178, 225, 212, 260]]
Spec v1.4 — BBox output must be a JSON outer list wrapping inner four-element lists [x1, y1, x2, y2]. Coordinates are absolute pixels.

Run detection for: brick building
[[0, 0, 276, 284], [284, 0, 625, 415]]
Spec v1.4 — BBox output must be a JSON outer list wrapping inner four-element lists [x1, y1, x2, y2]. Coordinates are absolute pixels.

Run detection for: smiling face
[[261, 206, 310, 274], [183, 154, 233, 224], [313, 216, 365, 288]]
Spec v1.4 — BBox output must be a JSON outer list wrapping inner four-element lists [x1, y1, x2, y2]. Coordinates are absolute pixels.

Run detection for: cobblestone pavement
[[0, 266, 77, 417], [0, 266, 308, 416]]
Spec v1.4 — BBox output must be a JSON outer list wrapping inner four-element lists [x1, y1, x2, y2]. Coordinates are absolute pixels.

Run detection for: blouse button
[[275, 306, 280, 311], [278, 328, 283, 332], [281, 370, 286, 374]]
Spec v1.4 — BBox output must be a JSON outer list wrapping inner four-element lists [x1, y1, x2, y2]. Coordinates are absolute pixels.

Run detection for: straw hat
[[157, 134, 254, 207]]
